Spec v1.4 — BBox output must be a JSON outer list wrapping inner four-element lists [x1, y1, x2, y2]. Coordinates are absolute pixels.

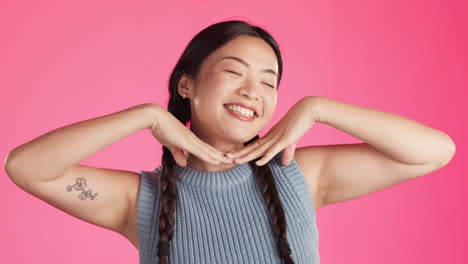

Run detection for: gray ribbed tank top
[[137, 150, 321, 263]]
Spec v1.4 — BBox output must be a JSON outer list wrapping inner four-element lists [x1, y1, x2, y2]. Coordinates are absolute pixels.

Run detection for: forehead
[[204, 35, 278, 72]]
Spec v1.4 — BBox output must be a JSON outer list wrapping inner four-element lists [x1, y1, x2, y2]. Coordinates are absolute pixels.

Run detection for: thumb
[[282, 141, 297, 166], [167, 146, 188, 167]]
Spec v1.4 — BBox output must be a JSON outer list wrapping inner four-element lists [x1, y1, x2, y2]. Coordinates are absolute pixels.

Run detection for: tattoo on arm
[[66, 178, 98, 201]]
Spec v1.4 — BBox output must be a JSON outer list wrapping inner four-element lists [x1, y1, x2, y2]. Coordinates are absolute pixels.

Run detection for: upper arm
[[7, 163, 140, 236], [294, 142, 445, 209]]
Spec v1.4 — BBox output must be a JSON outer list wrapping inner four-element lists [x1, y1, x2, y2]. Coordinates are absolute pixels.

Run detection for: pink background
[[1, 0, 466, 263]]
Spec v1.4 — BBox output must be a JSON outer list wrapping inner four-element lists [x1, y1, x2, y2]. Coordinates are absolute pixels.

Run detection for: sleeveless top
[[137, 150, 321, 263]]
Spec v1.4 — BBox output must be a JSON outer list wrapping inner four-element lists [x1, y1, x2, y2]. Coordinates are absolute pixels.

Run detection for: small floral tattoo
[[66, 178, 98, 201]]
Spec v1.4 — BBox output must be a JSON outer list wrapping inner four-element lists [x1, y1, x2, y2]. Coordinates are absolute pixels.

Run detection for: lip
[[224, 106, 256, 122], [223, 102, 259, 117]]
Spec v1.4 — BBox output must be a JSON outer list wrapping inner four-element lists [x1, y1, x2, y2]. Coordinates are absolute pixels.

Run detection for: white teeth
[[226, 104, 255, 118]]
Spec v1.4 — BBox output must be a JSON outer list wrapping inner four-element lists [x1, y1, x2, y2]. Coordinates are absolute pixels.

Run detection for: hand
[[225, 97, 319, 167], [149, 106, 234, 167]]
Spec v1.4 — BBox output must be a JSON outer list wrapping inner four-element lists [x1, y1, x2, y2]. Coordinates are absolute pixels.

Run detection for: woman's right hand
[[149, 105, 234, 167]]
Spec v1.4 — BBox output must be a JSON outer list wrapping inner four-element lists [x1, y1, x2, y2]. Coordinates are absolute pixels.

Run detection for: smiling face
[[178, 35, 279, 151]]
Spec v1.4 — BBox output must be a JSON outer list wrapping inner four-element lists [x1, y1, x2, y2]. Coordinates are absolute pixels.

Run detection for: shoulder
[[266, 150, 320, 221], [126, 166, 163, 249], [129, 168, 162, 208], [293, 147, 328, 210]]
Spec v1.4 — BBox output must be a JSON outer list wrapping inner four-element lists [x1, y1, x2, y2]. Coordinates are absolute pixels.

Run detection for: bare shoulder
[[294, 142, 443, 211], [123, 170, 142, 249], [293, 146, 330, 211]]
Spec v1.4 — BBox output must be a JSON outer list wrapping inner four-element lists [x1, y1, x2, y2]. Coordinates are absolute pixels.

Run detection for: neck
[[185, 152, 241, 172], [186, 123, 256, 172]]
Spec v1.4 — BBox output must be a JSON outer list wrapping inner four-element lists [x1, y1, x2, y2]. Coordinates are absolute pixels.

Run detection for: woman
[[4, 20, 456, 264]]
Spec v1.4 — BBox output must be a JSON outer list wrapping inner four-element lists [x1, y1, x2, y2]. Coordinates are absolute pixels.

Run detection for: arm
[[4, 103, 160, 238], [294, 96, 456, 209], [315, 96, 456, 166]]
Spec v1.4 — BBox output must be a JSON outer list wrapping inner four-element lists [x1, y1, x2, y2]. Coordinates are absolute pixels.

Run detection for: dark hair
[[157, 19, 294, 264]]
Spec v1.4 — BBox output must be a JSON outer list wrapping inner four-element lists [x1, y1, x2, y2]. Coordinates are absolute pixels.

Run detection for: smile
[[224, 105, 257, 122]]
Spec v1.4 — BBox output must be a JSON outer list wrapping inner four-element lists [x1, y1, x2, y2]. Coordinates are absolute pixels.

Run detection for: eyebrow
[[219, 56, 277, 77]]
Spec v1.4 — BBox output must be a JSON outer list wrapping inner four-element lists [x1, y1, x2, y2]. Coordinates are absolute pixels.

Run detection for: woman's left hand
[[225, 96, 321, 166]]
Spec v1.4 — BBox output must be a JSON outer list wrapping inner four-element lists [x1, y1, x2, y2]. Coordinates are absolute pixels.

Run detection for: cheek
[[262, 94, 277, 119], [199, 83, 233, 104], [192, 84, 226, 113], [199, 73, 229, 94], [264, 94, 277, 108]]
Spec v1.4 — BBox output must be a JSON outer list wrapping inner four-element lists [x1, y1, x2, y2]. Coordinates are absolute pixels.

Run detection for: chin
[[217, 121, 261, 143], [228, 133, 260, 144], [228, 136, 251, 144]]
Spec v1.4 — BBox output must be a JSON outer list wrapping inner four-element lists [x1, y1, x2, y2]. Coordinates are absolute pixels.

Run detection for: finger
[[281, 142, 297, 166], [167, 146, 188, 167], [255, 143, 281, 166], [229, 123, 283, 157], [190, 136, 233, 164], [234, 139, 272, 164], [183, 129, 225, 157], [226, 137, 266, 159], [255, 138, 293, 166], [197, 140, 234, 164], [189, 146, 222, 165], [180, 137, 222, 165]]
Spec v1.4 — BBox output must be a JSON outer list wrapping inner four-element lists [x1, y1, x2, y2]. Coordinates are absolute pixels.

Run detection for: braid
[[156, 92, 190, 264], [246, 136, 296, 264], [156, 19, 287, 264], [156, 134, 296, 264], [156, 96, 296, 263], [156, 148, 178, 264]]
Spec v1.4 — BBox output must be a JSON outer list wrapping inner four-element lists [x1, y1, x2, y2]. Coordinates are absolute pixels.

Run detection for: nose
[[239, 78, 259, 100]]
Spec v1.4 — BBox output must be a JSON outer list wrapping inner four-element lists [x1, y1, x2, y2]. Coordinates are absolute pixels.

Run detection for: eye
[[263, 83, 275, 89], [224, 70, 242, 76]]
